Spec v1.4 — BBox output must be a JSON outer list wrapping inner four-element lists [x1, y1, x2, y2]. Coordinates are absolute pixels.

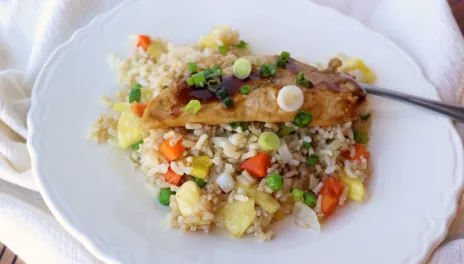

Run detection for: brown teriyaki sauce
[[176, 70, 262, 105]]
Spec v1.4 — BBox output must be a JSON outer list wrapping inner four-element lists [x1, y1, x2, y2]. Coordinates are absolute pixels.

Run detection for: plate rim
[[26, 0, 464, 263]]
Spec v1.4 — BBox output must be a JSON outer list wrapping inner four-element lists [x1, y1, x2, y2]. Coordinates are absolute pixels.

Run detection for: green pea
[[266, 174, 283, 190], [193, 177, 207, 188], [303, 191, 317, 208], [303, 141, 312, 149], [158, 188, 173, 206], [306, 154, 319, 166]]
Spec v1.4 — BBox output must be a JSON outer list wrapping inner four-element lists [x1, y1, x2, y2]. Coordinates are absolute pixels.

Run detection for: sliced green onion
[[129, 84, 142, 103], [303, 191, 317, 207], [190, 72, 206, 87], [240, 85, 251, 95], [186, 77, 195, 86], [266, 174, 283, 190], [210, 64, 222, 74], [216, 87, 228, 100], [132, 140, 143, 150], [235, 40, 247, 49], [222, 97, 232, 108], [258, 131, 281, 151], [361, 113, 371, 121], [292, 188, 305, 199], [277, 125, 296, 137], [292, 110, 312, 128], [260, 63, 277, 77], [306, 154, 319, 166], [184, 100, 201, 114], [230, 122, 248, 130], [268, 63, 277, 76], [158, 188, 173, 205], [205, 64, 223, 79], [260, 64, 269, 77], [296, 73, 304, 83], [277, 51, 290, 68], [354, 130, 369, 144], [218, 45, 228, 54], [193, 177, 207, 188], [303, 141, 312, 149], [296, 72, 313, 88], [187, 62, 198, 73], [202, 68, 213, 78], [216, 87, 232, 108], [232, 58, 252, 80], [206, 78, 221, 92]]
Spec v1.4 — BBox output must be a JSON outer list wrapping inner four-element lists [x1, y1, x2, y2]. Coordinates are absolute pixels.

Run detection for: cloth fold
[[1, 0, 463, 263]]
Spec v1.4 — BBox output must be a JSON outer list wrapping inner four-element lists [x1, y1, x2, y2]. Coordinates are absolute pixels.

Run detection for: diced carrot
[[321, 194, 338, 216], [137, 35, 151, 51], [341, 144, 370, 161], [241, 152, 271, 178], [320, 176, 344, 216], [131, 103, 147, 117], [353, 144, 370, 160], [159, 139, 185, 162], [164, 168, 182, 186], [341, 150, 350, 159], [322, 177, 344, 197]]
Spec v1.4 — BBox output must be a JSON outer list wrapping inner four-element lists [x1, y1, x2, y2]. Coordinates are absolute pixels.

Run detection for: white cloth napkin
[[1, 0, 464, 263]]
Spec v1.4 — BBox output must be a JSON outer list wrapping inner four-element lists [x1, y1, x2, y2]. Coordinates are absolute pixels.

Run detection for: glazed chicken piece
[[142, 55, 366, 129]]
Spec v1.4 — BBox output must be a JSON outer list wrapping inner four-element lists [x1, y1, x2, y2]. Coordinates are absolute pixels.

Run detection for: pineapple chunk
[[340, 171, 365, 202], [117, 111, 142, 149], [176, 181, 201, 217], [113, 102, 129, 113], [339, 57, 376, 84], [146, 40, 167, 61], [191, 156, 213, 179], [241, 186, 280, 214], [218, 199, 256, 238], [199, 26, 240, 49]]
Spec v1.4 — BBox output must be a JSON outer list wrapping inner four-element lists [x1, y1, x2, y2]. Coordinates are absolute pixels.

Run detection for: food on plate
[[90, 26, 373, 241]]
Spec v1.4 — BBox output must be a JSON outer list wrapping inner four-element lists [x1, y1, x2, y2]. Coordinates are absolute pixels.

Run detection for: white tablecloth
[[1, 0, 463, 263]]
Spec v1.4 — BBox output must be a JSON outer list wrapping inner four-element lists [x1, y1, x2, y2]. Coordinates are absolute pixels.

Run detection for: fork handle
[[361, 84, 464, 122]]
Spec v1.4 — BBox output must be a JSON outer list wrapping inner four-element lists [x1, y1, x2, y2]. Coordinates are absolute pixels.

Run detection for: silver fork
[[361, 83, 464, 122]]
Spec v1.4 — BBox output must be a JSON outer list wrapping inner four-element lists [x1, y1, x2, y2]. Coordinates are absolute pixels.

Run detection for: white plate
[[27, 0, 464, 263]]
